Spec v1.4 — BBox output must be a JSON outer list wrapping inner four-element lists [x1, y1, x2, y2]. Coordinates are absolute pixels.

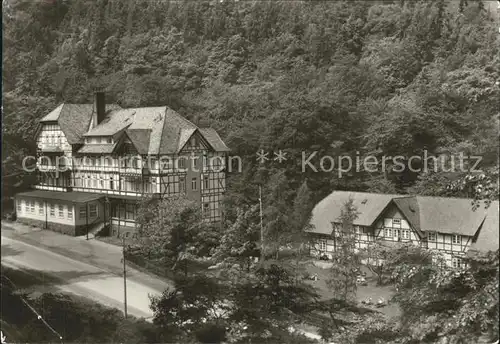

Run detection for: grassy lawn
[[305, 261, 400, 319]]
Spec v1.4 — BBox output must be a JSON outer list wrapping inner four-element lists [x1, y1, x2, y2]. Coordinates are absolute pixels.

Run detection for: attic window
[[361, 199, 368, 204]]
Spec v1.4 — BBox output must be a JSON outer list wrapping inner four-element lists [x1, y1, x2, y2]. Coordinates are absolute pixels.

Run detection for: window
[[203, 176, 209, 190], [392, 218, 401, 227], [452, 257, 463, 269], [58, 205, 64, 218], [17, 200, 22, 212], [89, 204, 97, 218], [179, 177, 186, 193], [132, 157, 139, 169], [161, 159, 172, 171], [110, 177, 114, 190], [178, 157, 186, 170], [107, 137, 112, 144], [319, 239, 327, 251], [384, 228, 392, 238], [191, 177, 197, 191], [50, 204, 55, 217], [79, 206, 87, 219], [427, 232, 436, 242], [67, 206, 73, 220], [30, 201, 35, 213], [402, 230, 410, 239], [125, 204, 134, 220], [203, 203, 210, 217], [452, 235, 461, 244], [193, 157, 199, 169]]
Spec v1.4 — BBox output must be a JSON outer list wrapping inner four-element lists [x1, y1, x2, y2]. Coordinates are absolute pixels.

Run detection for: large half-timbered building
[[309, 191, 499, 268], [15, 92, 230, 237]]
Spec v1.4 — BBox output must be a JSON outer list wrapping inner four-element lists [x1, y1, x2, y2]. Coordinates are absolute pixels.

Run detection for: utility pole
[[86, 202, 89, 240], [259, 185, 264, 261], [122, 236, 128, 318]]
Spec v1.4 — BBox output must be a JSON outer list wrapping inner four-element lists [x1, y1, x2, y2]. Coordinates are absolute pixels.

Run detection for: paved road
[[2, 235, 163, 319]]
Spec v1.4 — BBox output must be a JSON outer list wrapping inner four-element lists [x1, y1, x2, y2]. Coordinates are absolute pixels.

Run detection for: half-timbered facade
[[15, 92, 230, 238], [309, 191, 499, 268]]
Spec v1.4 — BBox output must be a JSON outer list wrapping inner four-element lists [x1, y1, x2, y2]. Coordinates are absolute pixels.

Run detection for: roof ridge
[[157, 107, 169, 155], [167, 107, 198, 129], [332, 190, 499, 203]]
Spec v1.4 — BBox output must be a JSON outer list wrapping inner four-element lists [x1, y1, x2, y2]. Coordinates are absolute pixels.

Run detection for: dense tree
[[135, 196, 220, 274], [327, 200, 360, 302], [392, 250, 499, 343]]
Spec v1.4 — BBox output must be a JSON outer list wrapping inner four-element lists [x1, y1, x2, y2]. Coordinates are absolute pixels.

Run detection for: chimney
[[93, 89, 106, 127]]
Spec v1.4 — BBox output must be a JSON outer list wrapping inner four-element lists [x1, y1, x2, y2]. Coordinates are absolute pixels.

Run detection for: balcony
[[37, 163, 72, 171], [38, 144, 64, 154], [120, 166, 143, 175]]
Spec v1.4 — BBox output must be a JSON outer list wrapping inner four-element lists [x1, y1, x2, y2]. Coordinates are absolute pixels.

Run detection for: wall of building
[[73, 200, 105, 227], [374, 207, 420, 244], [425, 232, 472, 253], [36, 124, 73, 190], [15, 197, 105, 236], [16, 197, 75, 227]]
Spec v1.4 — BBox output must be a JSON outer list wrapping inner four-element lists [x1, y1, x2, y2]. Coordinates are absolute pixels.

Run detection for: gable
[[374, 201, 422, 238], [113, 132, 139, 155], [179, 130, 210, 153]]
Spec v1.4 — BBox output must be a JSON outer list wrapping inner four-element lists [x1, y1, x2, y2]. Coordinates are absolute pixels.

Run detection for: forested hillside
[[3, 0, 499, 215]]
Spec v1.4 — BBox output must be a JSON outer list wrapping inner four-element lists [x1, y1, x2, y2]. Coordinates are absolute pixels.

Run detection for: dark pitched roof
[[309, 191, 398, 235], [309, 191, 494, 237], [125, 129, 151, 155], [84, 108, 135, 136], [40, 103, 122, 144], [158, 108, 198, 154], [15, 190, 104, 203], [469, 201, 499, 253], [199, 128, 231, 152], [40, 103, 229, 154], [392, 197, 421, 231], [413, 196, 487, 236], [77, 144, 117, 154]]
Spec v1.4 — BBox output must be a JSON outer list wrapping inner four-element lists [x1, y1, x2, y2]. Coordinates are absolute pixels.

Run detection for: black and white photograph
[[1, 0, 499, 343]]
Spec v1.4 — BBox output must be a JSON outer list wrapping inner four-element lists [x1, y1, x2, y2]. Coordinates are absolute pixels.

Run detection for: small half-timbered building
[[309, 191, 499, 268]]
